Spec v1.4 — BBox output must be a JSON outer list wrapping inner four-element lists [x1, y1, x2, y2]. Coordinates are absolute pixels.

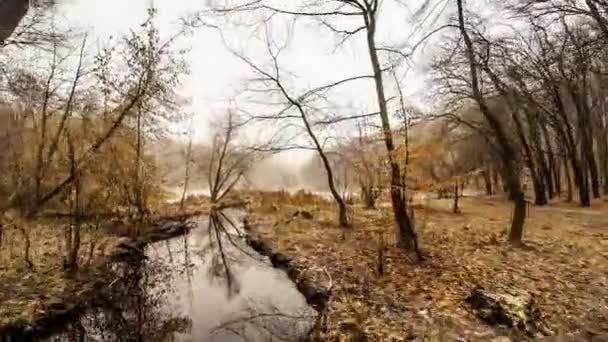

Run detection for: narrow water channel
[[45, 210, 317, 341]]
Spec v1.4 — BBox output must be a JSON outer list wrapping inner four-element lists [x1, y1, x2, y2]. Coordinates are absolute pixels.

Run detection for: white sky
[[44, 0, 479, 168], [57, 1, 440, 122]]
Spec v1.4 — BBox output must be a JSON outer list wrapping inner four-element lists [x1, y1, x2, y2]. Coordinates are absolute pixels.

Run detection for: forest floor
[[0, 204, 207, 335], [241, 190, 608, 341]]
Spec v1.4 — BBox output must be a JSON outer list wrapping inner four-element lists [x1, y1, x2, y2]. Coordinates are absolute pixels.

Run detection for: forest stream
[[41, 209, 317, 342]]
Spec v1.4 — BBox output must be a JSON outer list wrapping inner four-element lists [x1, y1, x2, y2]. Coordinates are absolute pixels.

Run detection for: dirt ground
[[243, 191, 608, 341]]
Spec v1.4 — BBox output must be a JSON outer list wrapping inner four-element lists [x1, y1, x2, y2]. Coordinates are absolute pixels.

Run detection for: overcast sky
[[38, 0, 490, 172], [59, 0, 444, 127]]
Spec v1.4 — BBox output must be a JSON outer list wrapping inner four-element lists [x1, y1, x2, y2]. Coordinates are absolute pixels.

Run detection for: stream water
[[44, 210, 316, 341]]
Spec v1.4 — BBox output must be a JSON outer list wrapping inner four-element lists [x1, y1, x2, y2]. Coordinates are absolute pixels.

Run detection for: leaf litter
[[243, 191, 608, 341]]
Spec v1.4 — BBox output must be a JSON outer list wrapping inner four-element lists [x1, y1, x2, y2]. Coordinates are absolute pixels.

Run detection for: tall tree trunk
[[576, 149, 590, 206], [361, 185, 376, 209], [541, 123, 561, 197], [564, 157, 573, 202], [570, 84, 597, 202], [457, 0, 526, 242], [482, 165, 493, 195], [0, 0, 28, 45], [491, 165, 500, 194], [364, 14, 419, 257], [512, 111, 548, 205], [598, 111, 608, 195], [453, 181, 460, 214], [65, 133, 81, 271], [180, 129, 193, 211], [574, 99, 592, 206], [553, 156, 562, 197], [584, 0, 608, 38], [536, 124, 554, 199], [293, 101, 349, 228], [602, 138, 608, 195], [587, 145, 601, 199]]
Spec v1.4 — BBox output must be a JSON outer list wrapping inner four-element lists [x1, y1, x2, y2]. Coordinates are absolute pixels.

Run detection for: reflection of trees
[[48, 249, 193, 341], [206, 209, 318, 342], [204, 208, 256, 298], [48, 210, 316, 341], [210, 303, 316, 342]]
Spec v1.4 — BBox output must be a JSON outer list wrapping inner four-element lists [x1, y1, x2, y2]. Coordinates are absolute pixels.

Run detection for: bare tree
[[0, 0, 29, 45], [205, 110, 255, 204], [180, 116, 194, 210], [0, 0, 63, 48], [202, 1, 441, 248], [224, 25, 353, 227], [455, 0, 527, 242], [13, 7, 187, 217]]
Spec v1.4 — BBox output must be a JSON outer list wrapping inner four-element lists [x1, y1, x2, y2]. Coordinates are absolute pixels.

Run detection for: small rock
[[270, 253, 291, 268], [293, 210, 314, 220], [466, 287, 542, 336]]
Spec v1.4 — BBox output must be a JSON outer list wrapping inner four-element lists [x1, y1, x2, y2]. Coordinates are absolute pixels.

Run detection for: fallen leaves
[[245, 193, 608, 340], [0, 219, 120, 330]]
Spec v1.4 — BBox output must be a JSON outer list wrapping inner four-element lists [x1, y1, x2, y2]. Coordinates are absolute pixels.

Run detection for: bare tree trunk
[[536, 124, 553, 199], [512, 111, 548, 205], [553, 155, 561, 197], [482, 166, 493, 195], [602, 137, 608, 195], [584, 0, 608, 37], [453, 181, 460, 213], [577, 133, 592, 206], [295, 102, 349, 227], [361, 185, 376, 209], [456, 0, 526, 242], [180, 137, 193, 211], [564, 157, 573, 202], [364, 14, 419, 256], [17, 225, 33, 269], [0, 0, 28, 45], [597, 110, 608, 195], [65, 132, 81, 271], [491, 165, 500, 194], [541, 124, 560, 197], [587, 144, 601, 199]]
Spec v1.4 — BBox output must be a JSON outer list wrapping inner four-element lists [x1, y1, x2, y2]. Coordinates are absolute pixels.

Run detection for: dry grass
[[245, 192, 608, 341]]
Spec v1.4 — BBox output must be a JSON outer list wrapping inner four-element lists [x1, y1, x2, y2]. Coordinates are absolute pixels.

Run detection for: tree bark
[[491, 165, 500, 194], [456, 0, 526, 242], [364, 12, 419, 257], [602, 135, 608, 195], [553, 156, 562, 197], [293, 101, 349, 227], [453, 181, 460, 213], [0, 0, 28, 45], [540, 123, 560, 197], [584, 0, 608, 38], [512, 110, 548, 205], [587, 143, 601, 199], [180, 128, 193, 211], [564, 156, 573, 202], [482, 165, 493, 195], [361, 185, 376, 209]]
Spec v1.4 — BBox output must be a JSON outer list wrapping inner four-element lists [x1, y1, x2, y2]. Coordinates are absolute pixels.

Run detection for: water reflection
[[47, 210, 316, 342]]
